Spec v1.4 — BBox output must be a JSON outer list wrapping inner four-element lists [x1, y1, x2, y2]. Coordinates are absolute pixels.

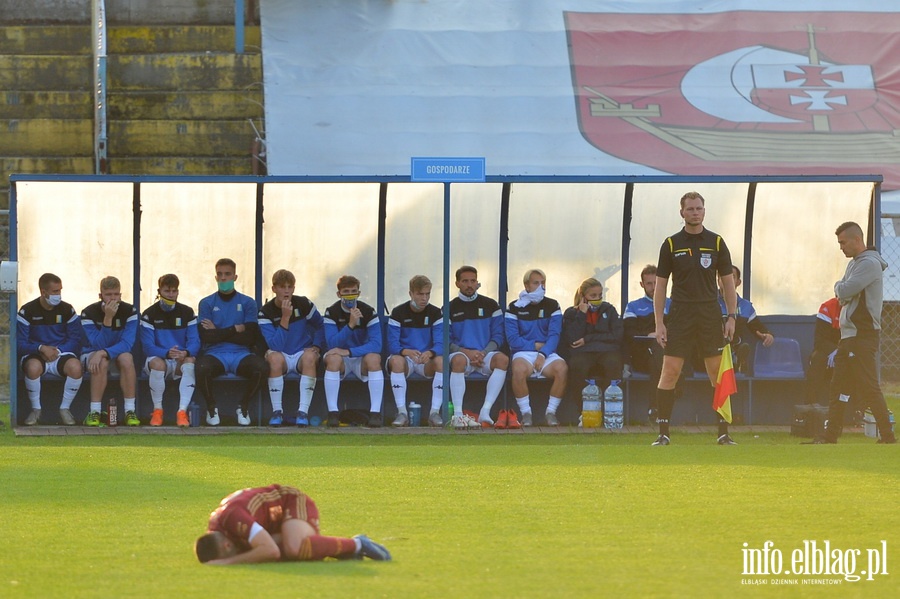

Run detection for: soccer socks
[[430, 373, 443, 413], [268, 375, 285, 412], [449, 372, 466, 406], [324, 370, 341, 412], [718, 416, 729, 437], [390, 372, 407, 412], [657, 388, 675, 437], [299, 374, 317, 414], [61, 377, 82, 410], [124, 398, 136, 413], [483, 368, 506, 414], [516, 395, 532, 415], [178, 363, 196, 411], [148, 369, 166, 410], [91, 401, 102, 414], [367, 370, 384, 413], [296, 535, 358, 561], [24, 377, 41, 409], [547, 396, 562, 414]]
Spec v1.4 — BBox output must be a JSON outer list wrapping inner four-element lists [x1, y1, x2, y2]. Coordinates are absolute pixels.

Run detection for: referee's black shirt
[[657, 228, 733, 303]]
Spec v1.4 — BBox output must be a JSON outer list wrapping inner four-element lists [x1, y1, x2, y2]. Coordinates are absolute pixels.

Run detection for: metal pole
[[235, 0, 246, 54]]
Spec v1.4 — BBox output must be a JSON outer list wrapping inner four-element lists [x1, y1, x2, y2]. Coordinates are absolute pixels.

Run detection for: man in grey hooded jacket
[[813, 221, 896, 444]]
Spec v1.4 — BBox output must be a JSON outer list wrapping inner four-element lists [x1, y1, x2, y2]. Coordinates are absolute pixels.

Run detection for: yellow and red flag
[[713, 343, 736, 423]]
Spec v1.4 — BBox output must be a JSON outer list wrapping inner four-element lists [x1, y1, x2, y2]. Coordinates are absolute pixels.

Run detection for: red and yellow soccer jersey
[[207, 484, 320, 549]]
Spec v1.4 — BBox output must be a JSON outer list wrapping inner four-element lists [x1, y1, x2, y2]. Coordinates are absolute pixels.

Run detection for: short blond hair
[[100, 276, 121, 291], [409, 274, 432, 292], [522, 269, 546, 286], [272, 269, 296, 287]]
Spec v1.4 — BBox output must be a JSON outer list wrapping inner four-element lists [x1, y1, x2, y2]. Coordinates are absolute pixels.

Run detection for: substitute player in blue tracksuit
[[505, 268, 567, 427], [387, 275, 444, 427]]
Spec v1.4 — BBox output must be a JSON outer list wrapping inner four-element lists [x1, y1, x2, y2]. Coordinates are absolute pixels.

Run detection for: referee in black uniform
[[652, 191, 738, 445]]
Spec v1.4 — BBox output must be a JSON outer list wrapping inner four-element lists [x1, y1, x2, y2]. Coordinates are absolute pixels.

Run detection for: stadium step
[[109, 53, 262, 91], [108, 119, 260, 157], [0, 25, 90, 55], [0, 55, 91, 90], [108, 90, 263, 120], [0, 91, 92, 120], [109, 156, 255, 176], [0, 119, 92, 155], [109, 25, 261, 54]]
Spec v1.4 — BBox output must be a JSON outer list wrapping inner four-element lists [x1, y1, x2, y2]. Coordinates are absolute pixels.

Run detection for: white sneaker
[[450, 414, 467, 429], [462, 414, 481, 428], [236, 408, 251, 426], [206, 408, 220, 426], [391, 412, 409, 427]]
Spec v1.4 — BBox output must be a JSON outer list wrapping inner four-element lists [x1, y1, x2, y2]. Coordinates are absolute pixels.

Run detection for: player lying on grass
[[195, 484, 392, 565]]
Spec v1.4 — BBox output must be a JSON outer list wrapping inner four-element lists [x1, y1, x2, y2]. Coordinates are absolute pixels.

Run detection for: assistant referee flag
[[713, 343, 736, 423]]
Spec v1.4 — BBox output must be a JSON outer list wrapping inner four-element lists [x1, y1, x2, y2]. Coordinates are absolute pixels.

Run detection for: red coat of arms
[[566, 11, 900, 188]]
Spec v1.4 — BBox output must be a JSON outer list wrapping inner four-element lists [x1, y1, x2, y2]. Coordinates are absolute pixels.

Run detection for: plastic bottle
[[604, 380, 624, 429], [108, 397, 118, 427], [581, 379, 602, 428], [189, 401, 201, 428]]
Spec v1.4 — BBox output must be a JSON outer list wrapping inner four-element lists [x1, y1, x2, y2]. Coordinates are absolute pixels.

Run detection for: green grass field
[[1, 401, 897, 598]]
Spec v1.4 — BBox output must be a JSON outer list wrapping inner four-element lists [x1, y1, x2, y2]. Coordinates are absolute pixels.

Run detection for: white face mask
[[46, 294, 62, 307]]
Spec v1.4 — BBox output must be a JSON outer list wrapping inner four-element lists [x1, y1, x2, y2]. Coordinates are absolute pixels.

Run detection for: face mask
[[160, 296, 177, 312], [46, 294, 62, 307], [588, 299, 603, 307], [341, 294, 359, 309], [217, 280, 235, 293]]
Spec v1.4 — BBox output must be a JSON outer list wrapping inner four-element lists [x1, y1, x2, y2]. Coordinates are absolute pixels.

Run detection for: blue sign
[[411, 157, 486, 182]]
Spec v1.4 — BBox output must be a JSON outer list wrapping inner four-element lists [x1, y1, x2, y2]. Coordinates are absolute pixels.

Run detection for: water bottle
[[581, 379, 602, 428], [108, 397, 118, 427], [189, 401, 201, 427], [604, 380, 624, 429]]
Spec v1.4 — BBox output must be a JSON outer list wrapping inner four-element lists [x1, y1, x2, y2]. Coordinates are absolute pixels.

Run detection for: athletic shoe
[[125, 411, 140, 426], [59, 408, 76, 426], [149, 409, 164, 427], [206, 407, 220, 426], [236, 408, 251, 426], [506, 411, 522, 429], [520, 412, 533, 427], [392, 412, 409, 427], [327, 411, 341, 427], [717, 434, 737, 445], [296, 411, 310, 427], [428, 411, 444, 427], [494, 410, 509, 429], [24, 409, 41, 426], [268, 410, 284, 427], [84, 411, 102, 427], [367, 412, 383, 428], [176, 410, 190, 427], [651, 434, 670, 446], [453, 413, 481, 429], [478, 411, 494, 427], [545, 411, 559, 426], [353, 535, 392, 561]]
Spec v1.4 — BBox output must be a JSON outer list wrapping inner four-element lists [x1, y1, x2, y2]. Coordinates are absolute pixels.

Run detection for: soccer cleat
[[206, 407, 220, 426], [494, 410, 509, 429], [478, 411, 494, 427], [520, 412, 533, 427], [428, 411, 444, 427], [24, 409, 41, 426], [506, 411, 522, 429], [296, 411, 310, 427], [353, 535, 392, 561], [651, 434, 670, 446], [391, 412, 409, 427], [84, 411, 102, 427], [125, 411, 140, 426], [449, 413, 480, 429], [462, 413, 481, 428], [717, 434, 737, 445], [545, 411, 559, 426], [236, 408, 251, 426], [59, 409, 76, 426], [367, 412, 383, 428], [327, 411, 341, 427], [176, 410, 190, 427], [268, 410, 284, 427], [149, 409, 164, 427]]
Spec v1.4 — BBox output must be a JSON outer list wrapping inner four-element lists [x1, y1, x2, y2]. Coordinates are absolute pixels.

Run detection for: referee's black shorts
[[664, 300, 725, 360]]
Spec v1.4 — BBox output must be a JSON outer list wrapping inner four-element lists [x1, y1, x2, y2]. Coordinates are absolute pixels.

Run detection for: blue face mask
[[217, 280, 235, 293], [341, 294, 359, 310], [160, 296, 177, 312]]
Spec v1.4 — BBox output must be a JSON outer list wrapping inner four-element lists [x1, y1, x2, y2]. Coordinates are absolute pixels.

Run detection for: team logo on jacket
[[566, 11, 900, 189], [700, 253, 712, 269]]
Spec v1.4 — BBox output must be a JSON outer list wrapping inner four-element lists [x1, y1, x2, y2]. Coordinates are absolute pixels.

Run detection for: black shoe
[[801, 437, 836, 444], [367, 412, 383, 428], [327, 411, 341, 427], [717, 434, 737, 445], [651, 434, 670, 446]]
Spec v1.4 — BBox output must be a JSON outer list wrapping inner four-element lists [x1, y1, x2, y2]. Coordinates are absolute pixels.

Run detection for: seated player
[[258, 269, 324, 427], [80, 276, 139, 426], [387, 275, 445, 427], [140, 274, 200, 426], [195, 483, 391, 565], [719, 265, 774, 373]]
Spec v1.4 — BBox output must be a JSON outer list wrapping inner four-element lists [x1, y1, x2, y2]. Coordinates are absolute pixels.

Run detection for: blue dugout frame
[[7, 173, 883, 424]]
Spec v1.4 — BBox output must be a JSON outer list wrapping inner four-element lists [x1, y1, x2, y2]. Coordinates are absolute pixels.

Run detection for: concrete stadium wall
[[0, 0, 260, 24]]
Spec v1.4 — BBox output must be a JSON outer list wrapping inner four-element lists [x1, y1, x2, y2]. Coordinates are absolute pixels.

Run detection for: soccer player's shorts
[[205, 349, 252, 373], [449, 350, 502, 376], [512, 351, 563, 378], [340, 356, 370, 382], [280, 486, 321, 533], [142, 357, 186, 380], [80, 351, 130, 374], [267, 348, 316, 374], [664, 300, 725, 360], [21, 352, 77, 377], [388, 355, 433, 379]]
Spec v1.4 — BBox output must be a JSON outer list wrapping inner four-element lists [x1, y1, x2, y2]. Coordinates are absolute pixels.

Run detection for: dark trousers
[[196, 353, 269, 412], [824, 334, 895, 442], [566, 351, 622, 404], [805, 348, 834, 405]]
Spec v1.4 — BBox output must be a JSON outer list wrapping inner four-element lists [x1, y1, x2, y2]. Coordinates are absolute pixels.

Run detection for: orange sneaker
[[495, 409, 509, 429], [150, 409, 164, 427], [176, 410, 190, 427], [506, 411, 522, 429]]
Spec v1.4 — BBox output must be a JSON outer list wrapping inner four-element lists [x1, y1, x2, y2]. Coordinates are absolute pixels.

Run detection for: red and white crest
[[566, 11, 900, 188]]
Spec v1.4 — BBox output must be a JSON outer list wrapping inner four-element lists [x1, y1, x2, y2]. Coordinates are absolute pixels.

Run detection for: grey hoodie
[[835, 248, 888, 338]]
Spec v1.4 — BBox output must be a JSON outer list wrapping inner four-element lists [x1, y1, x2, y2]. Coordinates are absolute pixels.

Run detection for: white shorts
[[143, 357, 185, 380], [81, 351, 125, 375], [449, 351, 501, 377], [266, 348, 316, 374], [388, 355, 433, 379], [512, 351, 563, 378], [339, 356, 368, 382], [21, 352, 77, 377]]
